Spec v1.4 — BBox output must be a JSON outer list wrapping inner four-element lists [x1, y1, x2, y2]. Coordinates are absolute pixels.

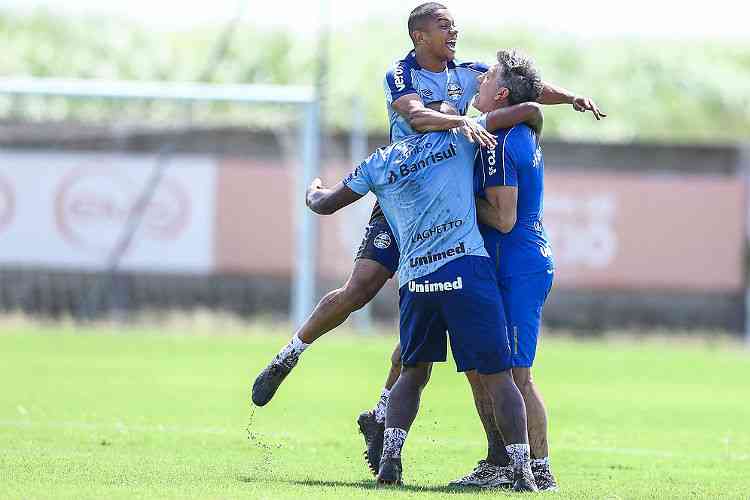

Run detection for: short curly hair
[[495, 49, 544, 105], [408, 3, 448, 42]]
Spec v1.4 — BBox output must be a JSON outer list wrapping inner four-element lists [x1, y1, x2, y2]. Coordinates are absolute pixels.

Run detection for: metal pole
[[292, 101, 320, 327], [292, 0, 327, 327], [349, 96, 373, 333], [741, 145, 750, 349]]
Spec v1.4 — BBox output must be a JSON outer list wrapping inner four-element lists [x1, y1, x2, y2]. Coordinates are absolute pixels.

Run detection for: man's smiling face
[[417, 8, 458, 62]]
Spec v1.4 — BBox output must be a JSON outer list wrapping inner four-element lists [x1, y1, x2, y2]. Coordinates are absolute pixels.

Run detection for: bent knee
[[512, 367, 534, 391], [390, 343, 402, 367], [402, 363, 431, 387], [342, 274, 385, 309]]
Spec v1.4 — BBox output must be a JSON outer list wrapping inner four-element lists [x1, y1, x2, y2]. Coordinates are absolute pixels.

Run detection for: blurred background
[[1, 0, 749, 338]]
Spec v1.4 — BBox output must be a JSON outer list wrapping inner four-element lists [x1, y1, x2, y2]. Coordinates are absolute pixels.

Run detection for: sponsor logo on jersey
[[388, 143, 457, 184], [533, 146, 543, 168], [540, 243, 552, 258], [447, 82, 463, 99], [412, 219, 463, 243], [407, 276, 463, 293], [344, 164, 363, 185], [393, 65, 406, 92], [409, 241, 465, 268], [485, 148, 497, 176], [395, 141, 434, 161], [420, 88, 433, 99], [373, 231, 392, 249]]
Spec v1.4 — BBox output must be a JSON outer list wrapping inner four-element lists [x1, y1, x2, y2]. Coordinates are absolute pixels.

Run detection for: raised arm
[[537, 81, 606, 120], [305, 178, 363, 215]]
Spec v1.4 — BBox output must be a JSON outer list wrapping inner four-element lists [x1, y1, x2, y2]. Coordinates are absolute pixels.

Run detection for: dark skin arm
[[305, 178, 363, 215], [392, 93, 497, 149], [427, 100, 544, 136]]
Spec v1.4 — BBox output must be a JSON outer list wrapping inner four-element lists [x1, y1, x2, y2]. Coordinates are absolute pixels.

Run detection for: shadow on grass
[[238, 476, 499, 494]]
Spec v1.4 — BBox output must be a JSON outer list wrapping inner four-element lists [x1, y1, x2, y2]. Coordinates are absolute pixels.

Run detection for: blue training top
[[344, 129, 488, 286], [474, 119, 554, 278], [384, 50, 488, 142]]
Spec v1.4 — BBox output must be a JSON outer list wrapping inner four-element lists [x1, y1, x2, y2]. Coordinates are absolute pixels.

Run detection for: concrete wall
[[0, 121, 746, 332]]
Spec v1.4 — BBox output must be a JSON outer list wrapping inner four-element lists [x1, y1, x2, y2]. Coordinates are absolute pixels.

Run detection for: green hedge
[[2, 10, 749, 143]]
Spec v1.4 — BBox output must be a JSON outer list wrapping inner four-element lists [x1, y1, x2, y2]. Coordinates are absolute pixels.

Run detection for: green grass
[[1, 322, 748, 499]]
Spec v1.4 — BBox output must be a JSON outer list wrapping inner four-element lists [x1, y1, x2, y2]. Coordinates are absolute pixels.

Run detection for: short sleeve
[[343, 150, 384, 195], [342, 162, 370, 195], [384, 60, 416, 103], [477, 128, 518, 190], [455, 61, 490, 73]]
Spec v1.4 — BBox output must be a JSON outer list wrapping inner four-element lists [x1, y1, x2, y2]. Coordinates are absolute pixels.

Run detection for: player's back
[[475, 124, 553, 278], [344, 129, 488, 285]]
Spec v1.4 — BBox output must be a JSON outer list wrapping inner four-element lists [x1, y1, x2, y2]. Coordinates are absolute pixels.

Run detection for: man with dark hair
[[251, 2, 600, 408], [407, 2, 448, 39], [251, 6, 603, 488]]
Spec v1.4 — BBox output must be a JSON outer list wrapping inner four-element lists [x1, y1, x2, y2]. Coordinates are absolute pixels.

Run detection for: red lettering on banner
[[55, 166, 191, 255]]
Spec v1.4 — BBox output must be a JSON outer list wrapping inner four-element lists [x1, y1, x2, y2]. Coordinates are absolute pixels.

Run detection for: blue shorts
[[355, 215, 399, 275], [498, 270, 554, 368], [399, 256, 512, 375]]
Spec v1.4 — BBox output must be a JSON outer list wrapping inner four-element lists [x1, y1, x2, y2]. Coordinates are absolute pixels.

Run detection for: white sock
[[506, 443, 531, 471], [531, 457, 550, 468], [382, 427, 407, 459], [278, 334, 310, 361], [373, 388, 390, 423]]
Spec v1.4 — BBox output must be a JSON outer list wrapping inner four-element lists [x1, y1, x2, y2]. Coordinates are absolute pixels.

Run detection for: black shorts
[[355, 214, 400, 276]]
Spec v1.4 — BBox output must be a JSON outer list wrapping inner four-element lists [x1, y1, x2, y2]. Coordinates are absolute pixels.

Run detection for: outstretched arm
[[306, 178, 363, 215], [538, 81, 606, 120], [393, 93, 497, 149]]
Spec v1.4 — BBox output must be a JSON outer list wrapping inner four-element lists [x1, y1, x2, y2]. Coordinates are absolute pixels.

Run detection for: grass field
[[1, 321, 748, 499]]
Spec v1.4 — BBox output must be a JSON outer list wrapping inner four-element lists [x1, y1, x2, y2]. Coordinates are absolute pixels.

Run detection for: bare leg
[[477, 370, 528, 448], [297, 259, 391, 344], [512, 367, 548, 459], [464, 370, 510, 466], [252, 259, 390, 407], [385, 363, 432, 432], [359, 342, 405, 475], [384, 342, 402, 390], [367, 342, 401, 423], [477, 370, 537, 491]]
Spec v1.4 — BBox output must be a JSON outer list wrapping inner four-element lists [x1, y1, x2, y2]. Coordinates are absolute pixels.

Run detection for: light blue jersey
[[384, 50, 488, 142], [343, 129, 487, 286]]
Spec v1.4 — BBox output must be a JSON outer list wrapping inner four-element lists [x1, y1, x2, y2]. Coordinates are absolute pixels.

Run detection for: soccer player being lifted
[[251, 4, 603, 486], [252, 2, 601, 409]]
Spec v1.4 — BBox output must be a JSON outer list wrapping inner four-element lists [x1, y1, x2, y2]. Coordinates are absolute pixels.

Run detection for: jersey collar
[[405, 50, 456, 71]]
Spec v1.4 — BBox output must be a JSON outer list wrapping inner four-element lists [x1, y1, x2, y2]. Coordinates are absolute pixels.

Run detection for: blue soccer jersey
[[384, 50, 488, 142], [343, 129, 487, 286], [474, 120, 554, 278]]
